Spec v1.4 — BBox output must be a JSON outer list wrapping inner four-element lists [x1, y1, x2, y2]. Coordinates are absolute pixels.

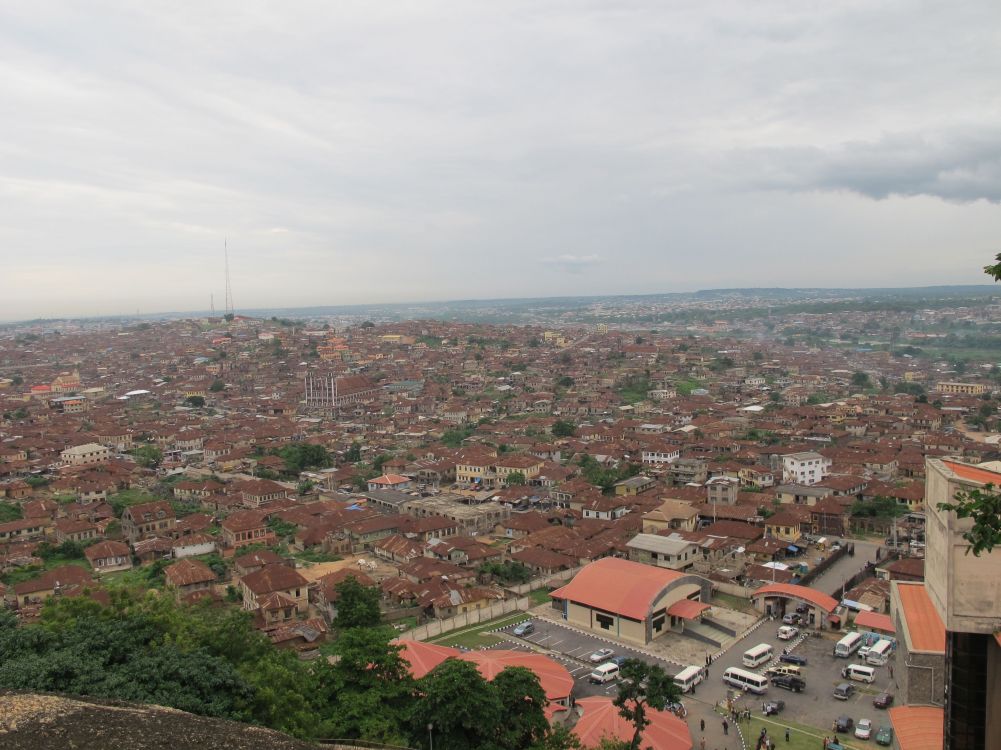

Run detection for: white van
[[841, 663, 876, 684], [722, 667, 769, 695], [589, 663, 620, 684], [743, 643, 774, 668], [867, 639, 893, 666], [673, 665, 705, 694], [834, 631, 863, 658], [777, 625, 799, 640]]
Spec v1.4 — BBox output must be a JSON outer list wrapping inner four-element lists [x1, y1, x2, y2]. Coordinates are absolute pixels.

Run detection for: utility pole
[[224, 238, 234, 316]]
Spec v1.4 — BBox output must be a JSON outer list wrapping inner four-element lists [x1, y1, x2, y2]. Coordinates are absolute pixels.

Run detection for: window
[[595, 612, 614, 630]]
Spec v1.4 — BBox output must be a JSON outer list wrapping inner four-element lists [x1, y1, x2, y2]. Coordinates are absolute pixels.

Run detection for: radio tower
[[224, 239, 235, 317]]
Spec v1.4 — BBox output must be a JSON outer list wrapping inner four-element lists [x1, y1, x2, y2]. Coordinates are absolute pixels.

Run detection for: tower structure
[[224, 239, 234, 317]]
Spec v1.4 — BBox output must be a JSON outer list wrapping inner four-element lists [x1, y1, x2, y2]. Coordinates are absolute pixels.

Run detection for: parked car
[[777, 625, 799, 640], [782, 612, 801, 625], [608, 655, 630, 667], [834, 683, 856, 701], [779, 653, 808, 666], [875, 725, 894, 746], [513, 621, 535, 637], [835, 715, 854, 733], [873, 692, 894, 709], [795, 604, 809, 614], [762, 700, 785, 716], [858, 645, 872, 661], [589, 648, 615, 663], [771, 675, 806, 692], [855, 718, 872, 740]]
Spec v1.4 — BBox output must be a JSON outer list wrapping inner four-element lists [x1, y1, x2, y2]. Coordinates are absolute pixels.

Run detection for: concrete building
[[549, 557, 711, 646], [626, 534, 699, 572], [781, 451, 831, 486], [924, 457, 1001, 750], [59, 442, 110, 467], [935, 382, 988, 395], [890, 581, 945, 708]]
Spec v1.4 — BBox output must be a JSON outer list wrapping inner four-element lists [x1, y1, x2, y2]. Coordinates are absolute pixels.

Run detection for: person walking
[[786, 727, 790, 743], [701, 718, 706, 733], [723, 718, 729, 736], [889, 664, 894, 678], [700, 738, 706, 750]]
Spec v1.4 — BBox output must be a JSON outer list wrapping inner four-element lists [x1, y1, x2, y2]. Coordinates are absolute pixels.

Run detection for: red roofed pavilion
[[550, 557, 711, 645]]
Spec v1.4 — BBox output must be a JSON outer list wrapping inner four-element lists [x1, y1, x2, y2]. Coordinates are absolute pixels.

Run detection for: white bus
[[742, 643, 774, 668], [673, 665, 705, 694], [866, 639, 893, 666], [723, 667, 769, 694], [841, 663, 876, 683], [834, 632, 863, 658]]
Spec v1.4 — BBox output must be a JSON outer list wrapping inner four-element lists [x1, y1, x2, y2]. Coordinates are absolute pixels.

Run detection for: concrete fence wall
[[396, 596, 530, 642], [503, 565, 583, 596]]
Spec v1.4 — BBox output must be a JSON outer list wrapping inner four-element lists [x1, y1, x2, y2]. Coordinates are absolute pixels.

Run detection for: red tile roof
[[895, 582, 945, 653], [752, 583, 838, 613], [666, 599, 710, 620], [572, 697, 691, 750], [854, 610, 895, 634], [549, 557, 688, 620], [942, 459, 1001, 485], [888, 706, 943, 750]]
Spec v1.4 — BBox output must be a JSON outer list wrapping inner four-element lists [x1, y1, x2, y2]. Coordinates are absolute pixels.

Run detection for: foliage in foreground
[[0, 581, 589, 749]]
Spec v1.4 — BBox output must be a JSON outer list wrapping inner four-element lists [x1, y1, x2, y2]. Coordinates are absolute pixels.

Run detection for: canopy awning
[[666, 599, 710, 620]]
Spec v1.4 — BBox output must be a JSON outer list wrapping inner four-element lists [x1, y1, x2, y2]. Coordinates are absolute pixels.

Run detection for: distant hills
[[3, 285, 998, 327]]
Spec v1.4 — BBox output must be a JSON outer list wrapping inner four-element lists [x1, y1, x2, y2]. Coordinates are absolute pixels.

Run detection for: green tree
[[314, 626, 414, 744], [492, 666, 549, 750], [551, 420, 576, 438], [851, 371, 871, 389], [938, 483, 1001, 556], [133, 444, 163, 468], [346, 442, 362, 463], [410, 658, 503, 750], [0, 501, 23, 523], [505, 471, 526, 486], [614, 660, 681, 750], [185, 395, 205, 408], [276, 443, 332, 474], [556, 376, 574, 388], [333, 576, 382, 629], [209, 378, 225, 392]]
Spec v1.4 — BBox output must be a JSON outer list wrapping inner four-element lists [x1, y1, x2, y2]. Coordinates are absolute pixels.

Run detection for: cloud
[[540, 254, 601, 273], [733, 130, 1001, 204]]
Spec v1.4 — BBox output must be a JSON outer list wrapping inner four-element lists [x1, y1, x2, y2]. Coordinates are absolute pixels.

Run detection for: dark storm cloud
[[739, 131, 1001, 203]]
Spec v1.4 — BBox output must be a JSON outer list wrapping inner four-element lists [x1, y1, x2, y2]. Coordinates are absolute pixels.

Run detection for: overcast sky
[[2, 1, 1000, 319]]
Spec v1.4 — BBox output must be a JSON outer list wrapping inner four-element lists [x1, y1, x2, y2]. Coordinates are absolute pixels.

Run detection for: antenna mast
[[224, 239, 234, 316]]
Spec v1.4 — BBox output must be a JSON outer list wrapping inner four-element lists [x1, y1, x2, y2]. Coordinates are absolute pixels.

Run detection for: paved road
[[807, 540, 881, 599]]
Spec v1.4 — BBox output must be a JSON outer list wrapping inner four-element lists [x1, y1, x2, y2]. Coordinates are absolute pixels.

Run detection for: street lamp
[[427, 723, 433, 750]]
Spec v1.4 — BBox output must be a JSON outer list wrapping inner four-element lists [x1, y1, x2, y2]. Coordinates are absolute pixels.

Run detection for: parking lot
[[737, 629, 898, 740], [493, 617, 688, 701]]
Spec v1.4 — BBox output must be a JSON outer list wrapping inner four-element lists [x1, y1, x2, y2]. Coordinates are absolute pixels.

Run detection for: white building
[[60, 442, 111, 467], [641, 447, 681, 465], [781, 451, 831, 486]]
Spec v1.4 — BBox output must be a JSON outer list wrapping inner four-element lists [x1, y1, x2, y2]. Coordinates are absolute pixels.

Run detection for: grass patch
[[528, 588, 552, 606], [711, 592, 755, 613], [292, 549, 343, 564], [428, 611, 529, 649], [745, 715, 869, 750]]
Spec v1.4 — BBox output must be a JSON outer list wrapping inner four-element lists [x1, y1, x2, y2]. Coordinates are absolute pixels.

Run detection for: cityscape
[[2, 2, 1000, 750], [2, 284, 1001, 750]]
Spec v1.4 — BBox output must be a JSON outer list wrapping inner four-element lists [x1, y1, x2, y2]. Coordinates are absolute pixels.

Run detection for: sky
[[1, 1, 1000, 320]]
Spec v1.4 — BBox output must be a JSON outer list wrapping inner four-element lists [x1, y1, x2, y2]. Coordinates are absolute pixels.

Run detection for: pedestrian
[[723, 719, 729, 736], [889, 664, 894, 678], [701, 718, 706, 733], [823, 737, 829, 750], [701, 738, 706, 750], [786, 727, 790, 742]]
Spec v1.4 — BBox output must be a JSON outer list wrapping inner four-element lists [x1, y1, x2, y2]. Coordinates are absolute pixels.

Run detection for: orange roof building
[[550, 557, 711, 645], [394, 640, 574, 711], [888, 706, 944, 750], [889, 581, 945, 709], [572, 696, 691, 750]]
